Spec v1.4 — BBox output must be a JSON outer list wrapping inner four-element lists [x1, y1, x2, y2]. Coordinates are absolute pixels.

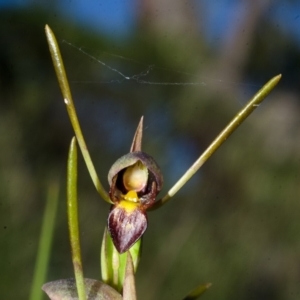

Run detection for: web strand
[[62, 40, 260, 88]]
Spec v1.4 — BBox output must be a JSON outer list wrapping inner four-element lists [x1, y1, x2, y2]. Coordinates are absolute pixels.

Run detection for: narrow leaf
[[67, 137, 86, 300], [100, 227, 115, 287], [152, 74, 282, 209], [44, 24, 111, 204]]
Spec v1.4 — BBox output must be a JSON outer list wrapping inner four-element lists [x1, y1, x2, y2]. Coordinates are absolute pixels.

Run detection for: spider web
[[60, 39, 267, 154], [62, 40, 260, 89]]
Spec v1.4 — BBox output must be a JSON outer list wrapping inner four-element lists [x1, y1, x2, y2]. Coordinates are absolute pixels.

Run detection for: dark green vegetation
[[1, 3, 300, 300]]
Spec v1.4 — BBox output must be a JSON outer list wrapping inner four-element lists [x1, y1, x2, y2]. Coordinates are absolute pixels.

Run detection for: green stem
[[152, 74, 281, 210], [67, 137, 86, 300], [29, 180, 59, 300], [45, 24, 111, 204]]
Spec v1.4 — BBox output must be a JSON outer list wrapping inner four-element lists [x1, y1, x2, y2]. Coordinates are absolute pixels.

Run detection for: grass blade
[[29, 180, 59, 300]]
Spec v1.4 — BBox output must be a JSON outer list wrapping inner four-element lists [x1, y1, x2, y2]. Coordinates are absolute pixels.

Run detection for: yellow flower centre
[[119, 198, 139, 212], [123, 190, 139, 203]]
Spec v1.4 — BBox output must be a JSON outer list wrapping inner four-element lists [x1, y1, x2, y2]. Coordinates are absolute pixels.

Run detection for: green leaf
[[42, 278, 122, 300], [67, 137, 86, 300]]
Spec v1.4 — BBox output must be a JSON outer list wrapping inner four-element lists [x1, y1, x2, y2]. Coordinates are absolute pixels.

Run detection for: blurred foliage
[[0, 2, 300, 300]]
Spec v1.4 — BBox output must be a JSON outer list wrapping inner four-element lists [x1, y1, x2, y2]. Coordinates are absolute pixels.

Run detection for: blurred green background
[[1, 1, 300, 299]]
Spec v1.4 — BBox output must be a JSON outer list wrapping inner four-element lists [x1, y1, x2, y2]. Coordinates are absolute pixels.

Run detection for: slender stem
[[45, 24, 111, 204], [152, 74, 281, 210], [29, 180, 59, 300], [67, 137, 86, 300]]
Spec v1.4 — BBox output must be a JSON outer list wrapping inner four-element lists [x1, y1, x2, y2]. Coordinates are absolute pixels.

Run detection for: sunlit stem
[[45, 24, 111, 204], [152, 74, 281, 210], [67, 137, 86, 300]]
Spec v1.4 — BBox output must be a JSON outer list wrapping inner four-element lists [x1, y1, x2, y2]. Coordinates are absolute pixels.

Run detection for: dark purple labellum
[[108, 202, 147, 253]]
